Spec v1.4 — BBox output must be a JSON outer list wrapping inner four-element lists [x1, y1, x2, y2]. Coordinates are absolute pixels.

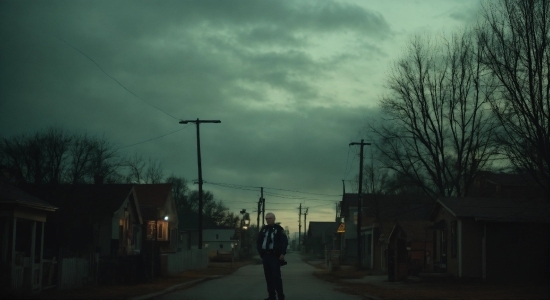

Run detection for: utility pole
[[298, 204, 302, 249], [258, 187, 264, 233], [349, 139, 370, 266], [262, 189, 265, 226], [303, 208, 308, 245], [179, 118, 221, 249]]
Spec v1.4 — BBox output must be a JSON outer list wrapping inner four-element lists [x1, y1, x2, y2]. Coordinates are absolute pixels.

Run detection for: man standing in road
[[257, 212, 288, 300]]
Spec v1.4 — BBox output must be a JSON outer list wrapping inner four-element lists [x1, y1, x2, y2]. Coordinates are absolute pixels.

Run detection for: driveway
[[155, 252, 362, 300]]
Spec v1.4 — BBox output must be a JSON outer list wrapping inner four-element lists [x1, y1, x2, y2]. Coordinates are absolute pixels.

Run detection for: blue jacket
[[257, 224, 288, 255]]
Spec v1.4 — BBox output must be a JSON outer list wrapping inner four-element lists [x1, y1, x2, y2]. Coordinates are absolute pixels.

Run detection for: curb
[[128, 275, 222, 300]]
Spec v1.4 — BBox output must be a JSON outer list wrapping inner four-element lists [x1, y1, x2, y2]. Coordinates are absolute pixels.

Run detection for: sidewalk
[[301, 255, 549, 300], [31, 259, 257, 300]]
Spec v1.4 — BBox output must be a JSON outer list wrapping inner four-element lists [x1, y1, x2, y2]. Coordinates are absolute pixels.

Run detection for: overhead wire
[[55, 36, 180, 121], [54, 35, 196, 151], [115, 125, 192, 150]]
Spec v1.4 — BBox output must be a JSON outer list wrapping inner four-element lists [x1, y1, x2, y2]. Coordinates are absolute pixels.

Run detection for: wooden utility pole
[[303, 207, 308, 245], [262, 188, 265, 226], [298, 204, 302, 248], [349, 139, 370, 266], [179, 118, 220, 249], [257, 187, 264, 233]]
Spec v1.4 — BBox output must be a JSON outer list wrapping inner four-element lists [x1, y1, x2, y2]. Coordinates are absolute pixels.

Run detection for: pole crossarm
[[179, 118, 221, 249]]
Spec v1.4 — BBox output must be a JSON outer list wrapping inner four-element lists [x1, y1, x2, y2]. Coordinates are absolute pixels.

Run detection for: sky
[[0, 0, 482, 238]]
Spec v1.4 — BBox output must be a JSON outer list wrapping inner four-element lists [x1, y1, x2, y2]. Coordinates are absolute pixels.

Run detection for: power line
[[55, 36, 179, 120], [205, 181, 341, 201], [115, 125, 192, 150]]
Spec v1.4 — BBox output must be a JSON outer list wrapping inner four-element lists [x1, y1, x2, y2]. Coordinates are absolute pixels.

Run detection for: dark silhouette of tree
[[369, 32, 499, 199], [1, 127, 123, 184], [68, 133, 96, 184], [478, 0, 550, 198]]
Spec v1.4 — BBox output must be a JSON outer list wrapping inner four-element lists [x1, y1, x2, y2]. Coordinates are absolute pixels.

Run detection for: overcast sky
[[0, 0, 481, 237]]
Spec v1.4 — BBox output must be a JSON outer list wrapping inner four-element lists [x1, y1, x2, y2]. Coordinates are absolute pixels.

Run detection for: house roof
[[363, 194, 434, 221], [307, 221, 337, 237], [133, 184, 172, 206], [0, 182, 57, 211], [436, 197, 550, 223], [133, 184, 173, 220], [19, 184, 135, 221]]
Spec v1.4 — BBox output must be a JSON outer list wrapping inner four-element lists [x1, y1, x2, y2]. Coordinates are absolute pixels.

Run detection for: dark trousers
[[262, 253, 284, 299]]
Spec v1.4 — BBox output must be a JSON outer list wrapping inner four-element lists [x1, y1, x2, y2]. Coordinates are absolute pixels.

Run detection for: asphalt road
[[155, 252, 362, 300]]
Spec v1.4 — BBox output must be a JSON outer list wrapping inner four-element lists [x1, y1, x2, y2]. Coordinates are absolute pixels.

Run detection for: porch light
[[164, 216, 169, 221]]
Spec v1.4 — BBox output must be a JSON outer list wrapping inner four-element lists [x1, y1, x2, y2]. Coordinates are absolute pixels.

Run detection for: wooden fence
[[58, 258, 89, 290], [164, 249, 209, 275]]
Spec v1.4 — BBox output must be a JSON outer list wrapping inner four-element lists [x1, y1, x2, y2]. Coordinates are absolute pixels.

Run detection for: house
[[20, 184, 142, 258], [362, 194, 434, 273], [306, 221, 337, 258], [133, 184, 179, 277], [339, 193, 434, 274], [338, 193, 359, 263], [0, 182, 57, 294], [133, 184, 179, 254], [430, 196, 550, 281], [203, 225, 238, 259]]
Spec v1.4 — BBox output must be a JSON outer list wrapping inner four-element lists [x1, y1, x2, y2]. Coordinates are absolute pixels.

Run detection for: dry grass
[[302, 256, 549, 300], [4, 259, 257, 300]]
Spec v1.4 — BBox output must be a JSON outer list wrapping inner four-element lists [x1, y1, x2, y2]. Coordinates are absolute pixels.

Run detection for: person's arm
[[279, 227, 288, 260]]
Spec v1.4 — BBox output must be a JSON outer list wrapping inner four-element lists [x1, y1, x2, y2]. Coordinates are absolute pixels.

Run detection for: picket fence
[[58, 257, 90, 290], [57, 249, 209, 290], [165, 248, 209, 274]]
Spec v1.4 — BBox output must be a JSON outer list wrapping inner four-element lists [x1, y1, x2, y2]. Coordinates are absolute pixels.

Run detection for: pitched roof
[[363, 194, 434, 221], [0, 182, 57, 211], [133, 184, 173, 220], [436, 197, 550, 223], [133, 184, 172, 206]]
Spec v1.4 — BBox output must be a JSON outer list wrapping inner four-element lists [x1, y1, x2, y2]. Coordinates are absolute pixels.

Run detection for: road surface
[[155, 252, 361, 300]]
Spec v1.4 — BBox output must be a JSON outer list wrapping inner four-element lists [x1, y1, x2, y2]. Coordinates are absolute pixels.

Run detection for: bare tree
[[43, 127, 72, 184], [67, 133, 96, 184], [125, 153, 146, 183], [370, 32, 499, 199], [478, 0, 550, 198], [145, 158, 163, 184], [88, 137, 122, 184]]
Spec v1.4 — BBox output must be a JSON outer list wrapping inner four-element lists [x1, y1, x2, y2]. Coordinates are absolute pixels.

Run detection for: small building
[[430, 196, 549, 281], [203, 226, 238, 259]]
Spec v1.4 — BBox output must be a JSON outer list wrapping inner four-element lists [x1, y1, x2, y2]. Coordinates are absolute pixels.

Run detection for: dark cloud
[[0, 0, 476, 232]]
